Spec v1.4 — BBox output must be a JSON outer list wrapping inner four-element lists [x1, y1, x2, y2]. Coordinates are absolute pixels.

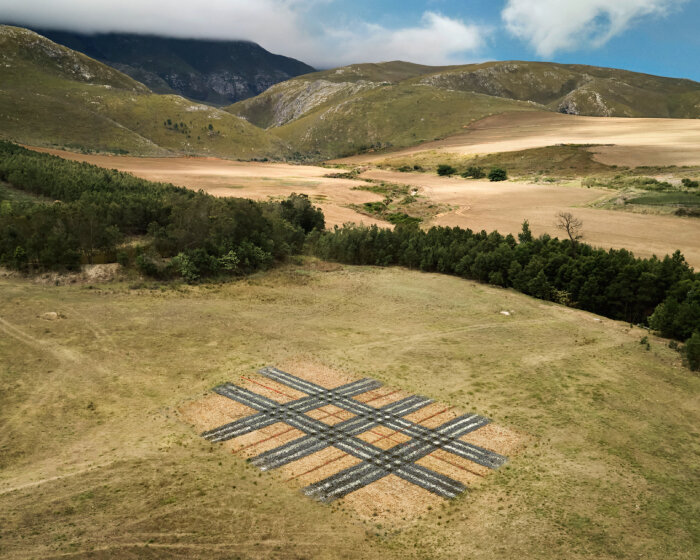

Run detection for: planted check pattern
[[202, 367, 507, 502]]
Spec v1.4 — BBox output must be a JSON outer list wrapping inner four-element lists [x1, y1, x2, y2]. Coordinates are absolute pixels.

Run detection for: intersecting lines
[[201, 367, 508, 502]]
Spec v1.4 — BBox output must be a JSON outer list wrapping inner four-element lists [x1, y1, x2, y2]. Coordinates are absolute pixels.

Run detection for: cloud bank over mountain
[[0, 0, 691, 70], [0, 0, 484, 67]]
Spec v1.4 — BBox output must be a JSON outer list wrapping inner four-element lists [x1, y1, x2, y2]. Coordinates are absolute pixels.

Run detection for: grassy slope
[[272, 85, 537, 160], [229, 60, 699, 161], [0, 26, 287, 158], [0, 261, 697, 559], [377, 144, 615, 178], [419, 61, 700, 118]]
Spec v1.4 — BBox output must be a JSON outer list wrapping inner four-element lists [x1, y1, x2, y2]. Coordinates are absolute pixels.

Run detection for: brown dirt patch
[[361, 169, 700, 267], [180, 365, 526, 525], [342, 474, 444, 524]]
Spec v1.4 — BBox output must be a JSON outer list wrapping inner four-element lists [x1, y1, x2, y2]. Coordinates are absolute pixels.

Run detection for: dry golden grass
[[0, 260, 698, 559], [338, 112, 700, 168], [360, 169, 700, 267]]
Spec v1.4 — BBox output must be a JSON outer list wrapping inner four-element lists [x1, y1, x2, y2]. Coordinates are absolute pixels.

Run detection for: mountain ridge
[[227, 59, 700, 159], [0, 25, 287, 158], [14, 27, 316, 105], [3, 24, 700, 162]]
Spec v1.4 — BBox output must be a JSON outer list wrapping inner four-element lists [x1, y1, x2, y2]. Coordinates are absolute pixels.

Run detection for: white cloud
[[0, 1, 485, 68], [324, 12, 485, 67], [502, 0, 687, 57]]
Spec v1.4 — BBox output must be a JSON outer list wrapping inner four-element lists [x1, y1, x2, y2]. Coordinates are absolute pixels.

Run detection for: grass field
[[0, 260, 698, 559], [340, 112, 700, 168]]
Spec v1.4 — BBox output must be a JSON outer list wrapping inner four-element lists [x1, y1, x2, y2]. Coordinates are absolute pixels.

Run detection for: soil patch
[[180, 363, 526, 525]]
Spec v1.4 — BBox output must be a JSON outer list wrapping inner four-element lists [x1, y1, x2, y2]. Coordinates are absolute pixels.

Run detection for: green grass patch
[[629, 192, 700, 206]]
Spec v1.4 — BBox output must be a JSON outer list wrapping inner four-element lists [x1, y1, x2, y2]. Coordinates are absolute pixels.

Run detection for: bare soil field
[[339, 112, 700, 168], [0, 262, 697, 559], [32, 148, 392, 229], [362, 169, 700, 267], [181, 365, 524, 524], [29, 141, 700, 267]]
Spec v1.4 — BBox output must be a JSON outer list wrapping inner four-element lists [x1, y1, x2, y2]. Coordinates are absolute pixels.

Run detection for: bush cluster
[[0, 142, 323, 280]]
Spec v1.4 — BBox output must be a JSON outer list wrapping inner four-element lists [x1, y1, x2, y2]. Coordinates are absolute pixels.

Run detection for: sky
[[1, 0, 698, 81]]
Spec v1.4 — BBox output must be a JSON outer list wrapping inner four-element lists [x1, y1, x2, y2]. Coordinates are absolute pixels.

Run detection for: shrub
[[437, 164, 457, 177], [462, 166, 485, 179], [488, 167, 508, 182], [386, 213, 422, 226], [135, 252, 164, 278], [171, 252, 200, 283], [681, 178, 699, 189], [685, 332, 700, 371]]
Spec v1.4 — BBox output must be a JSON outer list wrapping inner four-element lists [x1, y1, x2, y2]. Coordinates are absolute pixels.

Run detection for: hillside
[[1, 263, 698, 559], [229, 60, 700, 160], [0, 25, 287, 158], [420, 61, 700, 118], [27, 28, 316, 105]]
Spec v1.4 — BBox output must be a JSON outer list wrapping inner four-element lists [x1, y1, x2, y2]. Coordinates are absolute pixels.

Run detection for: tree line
[[0, 141, 323, 279], [310, 222, 699, 369], [0, 141, 697, 368]]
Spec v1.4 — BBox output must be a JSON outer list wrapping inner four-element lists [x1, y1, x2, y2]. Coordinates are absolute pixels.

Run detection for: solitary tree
[[556, 211, 583, 255]]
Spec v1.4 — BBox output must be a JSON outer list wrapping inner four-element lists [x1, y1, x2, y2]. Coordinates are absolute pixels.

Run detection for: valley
[[29, 104, 700, 267], [1, 19, 699, 560]]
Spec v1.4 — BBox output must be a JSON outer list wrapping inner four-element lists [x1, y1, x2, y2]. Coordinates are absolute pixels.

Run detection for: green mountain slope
[[26, 28, 316, 105], [0, 26, 287, 158], [419, 61, 700, 118], [228, 60, 700, 160], [229, 61, 541, 159], [273, 83, 537, 160], [230, 61, 461, 129]]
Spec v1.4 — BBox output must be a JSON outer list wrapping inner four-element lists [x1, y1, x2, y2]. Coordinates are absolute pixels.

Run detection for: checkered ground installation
[[199, 367, 508, 503]]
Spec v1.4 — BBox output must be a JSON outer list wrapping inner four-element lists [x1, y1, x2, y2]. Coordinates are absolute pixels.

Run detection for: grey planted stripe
[[395, 464, 465, 499], [252, 395, 433, 470], [304, 462, 388, 503], [203, 378, 382, 443], [201, 367, 510, 502], [442, 440, 508, 469]]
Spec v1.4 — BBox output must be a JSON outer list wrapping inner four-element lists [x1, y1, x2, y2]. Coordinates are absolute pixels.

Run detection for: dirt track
[[340, 112, 700, 168]]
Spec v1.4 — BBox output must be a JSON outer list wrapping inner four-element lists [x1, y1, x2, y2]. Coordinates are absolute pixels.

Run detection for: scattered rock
[[40, 312, 60, 321], [500, 311, 511, 316]]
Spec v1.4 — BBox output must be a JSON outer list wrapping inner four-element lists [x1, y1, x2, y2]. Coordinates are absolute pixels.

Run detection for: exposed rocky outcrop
[[23, 28, 316, 105], [235, 79, 379, 128]]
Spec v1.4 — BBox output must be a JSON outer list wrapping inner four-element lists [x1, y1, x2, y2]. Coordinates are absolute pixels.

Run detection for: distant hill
[[229, 60, 700, 159], [23, 27, 316, 105], [4, 25, 700, 162], [0, 25, 287, 158]]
